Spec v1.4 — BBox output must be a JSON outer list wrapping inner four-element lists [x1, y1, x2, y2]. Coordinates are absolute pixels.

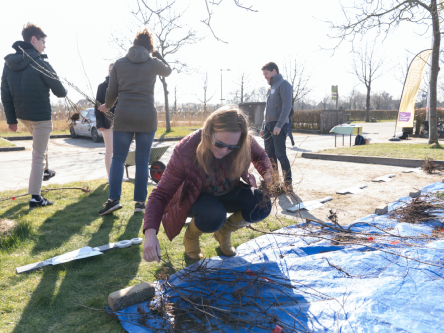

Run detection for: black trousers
[[190, 184, 272, 233], [264, 121, 292, 183]]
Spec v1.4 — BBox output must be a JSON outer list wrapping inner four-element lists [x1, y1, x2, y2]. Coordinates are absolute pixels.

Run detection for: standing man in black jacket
[[1, 23, 67, 209], [94, 63, 117, 180]]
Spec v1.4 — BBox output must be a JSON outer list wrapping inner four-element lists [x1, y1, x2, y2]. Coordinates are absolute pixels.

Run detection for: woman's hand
[[97, 128, 105, 132], [98, 104, 110, 113], [143, 229, 161, 263]]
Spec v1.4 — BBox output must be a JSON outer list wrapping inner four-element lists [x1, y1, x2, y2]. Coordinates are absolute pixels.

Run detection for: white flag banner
[[397, 49, 432, 127]]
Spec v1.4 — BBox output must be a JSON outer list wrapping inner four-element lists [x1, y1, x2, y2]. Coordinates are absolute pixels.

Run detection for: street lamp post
[[220, 69, 231, 105]]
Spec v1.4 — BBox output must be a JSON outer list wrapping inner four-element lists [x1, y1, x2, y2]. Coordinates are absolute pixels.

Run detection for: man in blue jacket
[[1, 23, 67, 209], [259, 62, 293, 192]]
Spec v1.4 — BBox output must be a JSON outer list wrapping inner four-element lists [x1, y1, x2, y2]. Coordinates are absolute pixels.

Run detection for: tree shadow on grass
[[30, 184, 110, 255], [117, 213, 144, 242], [0, 201, 31, 221], [0, 202, 32, 250], [12, 185, 143, 332]]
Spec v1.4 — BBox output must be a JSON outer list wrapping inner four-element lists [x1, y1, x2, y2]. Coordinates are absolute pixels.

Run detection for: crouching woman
[[143, 107, 274, 262]]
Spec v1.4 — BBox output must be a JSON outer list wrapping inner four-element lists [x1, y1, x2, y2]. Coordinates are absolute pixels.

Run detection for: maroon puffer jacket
[[143, 129, 273, 241]]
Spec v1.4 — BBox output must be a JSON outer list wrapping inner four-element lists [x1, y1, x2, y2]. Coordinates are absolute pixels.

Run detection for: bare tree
[[195, 72, 216, 112], [201, 1, 256, 43], [329, 0, 443, 143], [173, 86, 178, 112], [136, 0, 256, 43], [371, 91, 393, 110], [439, 50, 444, 99], [320, 94, 333, 110], [345, 88, 358, 109], [395, 55, 411, 88], [351, 44, 384, 121], [132, 2, 201, 132], [282, 56, 311, 107], [229, 71, 255, 104], [249, 86, 268, 103]]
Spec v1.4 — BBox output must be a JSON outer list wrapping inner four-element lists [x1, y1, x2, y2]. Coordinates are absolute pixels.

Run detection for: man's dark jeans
[[264, 121, 292, 183], [190, 184, 272, 233]]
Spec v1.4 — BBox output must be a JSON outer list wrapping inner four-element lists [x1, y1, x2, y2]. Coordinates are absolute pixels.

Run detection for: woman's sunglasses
[[213, 133, 240, 150]]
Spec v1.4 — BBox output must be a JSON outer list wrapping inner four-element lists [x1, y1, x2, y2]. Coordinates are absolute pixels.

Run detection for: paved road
[[0, 137, 175, 192], [0, 122, 432, 192], [276, 121, 431, 156]]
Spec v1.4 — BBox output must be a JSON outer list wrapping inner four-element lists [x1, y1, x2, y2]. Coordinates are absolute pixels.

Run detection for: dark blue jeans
[[190, 184, 272, 233], [264, 122, 292, 183], [109, 130, 156, 202]]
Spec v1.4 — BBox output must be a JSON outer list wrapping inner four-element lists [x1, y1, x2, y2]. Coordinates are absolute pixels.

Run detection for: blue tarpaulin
[[112, 182, 444, 332]]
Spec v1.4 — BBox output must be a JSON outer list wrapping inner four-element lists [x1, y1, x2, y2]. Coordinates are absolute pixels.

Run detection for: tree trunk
[[429, 0, 440, 145], [174, 86, 177, 112], [365, 85, 371, 122], [160, 77, 171, 132], [240, 80, 244, 104]]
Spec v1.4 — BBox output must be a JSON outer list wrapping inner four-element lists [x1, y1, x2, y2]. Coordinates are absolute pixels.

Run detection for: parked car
[[70, 108, 103, 142]]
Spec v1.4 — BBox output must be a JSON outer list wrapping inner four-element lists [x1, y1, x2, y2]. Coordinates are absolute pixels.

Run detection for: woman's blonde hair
[[195, 106, 251, 181]]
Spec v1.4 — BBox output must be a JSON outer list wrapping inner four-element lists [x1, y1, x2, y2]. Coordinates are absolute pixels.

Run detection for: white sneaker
[[122, 177, 130, 182]]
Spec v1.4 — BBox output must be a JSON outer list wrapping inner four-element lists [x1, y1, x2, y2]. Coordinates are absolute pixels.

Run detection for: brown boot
[[183, 218, 203, 260], [214, 211, 252, 257]]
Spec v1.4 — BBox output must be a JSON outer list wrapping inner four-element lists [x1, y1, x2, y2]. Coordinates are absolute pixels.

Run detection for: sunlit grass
[[322, 143, 444, 160], [154, 126, 197, 139], [0, 138, 15, 147], [0, 180, 287, 332]]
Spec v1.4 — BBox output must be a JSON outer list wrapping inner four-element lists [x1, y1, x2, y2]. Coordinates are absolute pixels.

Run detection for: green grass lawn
[[0, 130, 70, 137], [350, 119, 396, 123], [2, 128, 195, 140], [0, 138, 15, 147], [322, 143, 444, 160], [0, 180, 286, 332], [154, 127, 197, 139]]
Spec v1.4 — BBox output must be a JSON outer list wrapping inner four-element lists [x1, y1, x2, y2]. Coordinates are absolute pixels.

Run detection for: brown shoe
[[183, 218, 203, 260], [214, 211, 251, 257]]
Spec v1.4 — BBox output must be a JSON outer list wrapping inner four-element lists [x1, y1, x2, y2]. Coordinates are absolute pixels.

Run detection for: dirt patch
[[261, 156, 444, 226], [0, 219, 16, 236]]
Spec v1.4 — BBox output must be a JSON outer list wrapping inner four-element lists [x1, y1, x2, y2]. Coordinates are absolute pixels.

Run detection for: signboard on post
[[332, 85, 338, 109]]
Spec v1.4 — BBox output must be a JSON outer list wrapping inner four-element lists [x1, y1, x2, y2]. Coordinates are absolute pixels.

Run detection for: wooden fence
[[2, 107, 442, 134], [290, 109, 403, 131], [347, 110, 399, 121]]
